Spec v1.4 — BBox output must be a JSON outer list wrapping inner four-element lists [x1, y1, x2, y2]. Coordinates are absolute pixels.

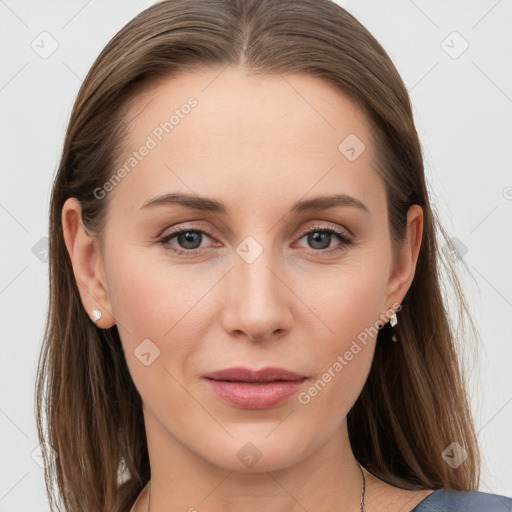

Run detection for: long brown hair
[[35, 0, 481, 510]]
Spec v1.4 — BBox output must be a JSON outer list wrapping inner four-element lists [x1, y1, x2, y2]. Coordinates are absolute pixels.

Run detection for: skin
[[62, 65, 431, 511]]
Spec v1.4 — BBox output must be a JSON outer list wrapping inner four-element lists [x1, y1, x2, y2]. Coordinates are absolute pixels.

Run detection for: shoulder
[[412, 489, 512, 512]]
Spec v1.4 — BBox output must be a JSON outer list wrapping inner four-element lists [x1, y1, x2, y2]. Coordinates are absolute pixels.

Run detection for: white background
[[0, 0, 511, 510]]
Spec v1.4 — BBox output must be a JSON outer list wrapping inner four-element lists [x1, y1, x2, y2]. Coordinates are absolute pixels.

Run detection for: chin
[[192, 428, 317, 473]]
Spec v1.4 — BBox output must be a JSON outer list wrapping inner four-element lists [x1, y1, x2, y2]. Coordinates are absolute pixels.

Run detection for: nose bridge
[[224, 234, 293, 340], [238, 246, 279, 304]]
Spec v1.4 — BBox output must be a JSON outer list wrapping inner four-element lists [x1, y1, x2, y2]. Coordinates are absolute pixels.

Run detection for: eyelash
[[157, 223, 354, 257]]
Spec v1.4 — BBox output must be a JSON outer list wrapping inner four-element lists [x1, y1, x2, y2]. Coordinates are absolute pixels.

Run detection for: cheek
[[304, 253, 389, 346], [106, 244, 208, 337], [104, 247, 219, 384], [295, 259, 389, 408]]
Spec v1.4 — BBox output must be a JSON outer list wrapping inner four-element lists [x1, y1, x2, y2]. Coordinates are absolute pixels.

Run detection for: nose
[[221, 249, 294, 343]]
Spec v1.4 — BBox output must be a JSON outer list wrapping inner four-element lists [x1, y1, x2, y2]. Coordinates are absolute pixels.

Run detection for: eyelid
[[158, 220, 352, 239], [295, 221, 353, 240], [158, 221, 216, 239]]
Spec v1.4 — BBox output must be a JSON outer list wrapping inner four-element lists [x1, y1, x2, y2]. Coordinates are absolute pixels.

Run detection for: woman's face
[[67, 65, 422, 472]]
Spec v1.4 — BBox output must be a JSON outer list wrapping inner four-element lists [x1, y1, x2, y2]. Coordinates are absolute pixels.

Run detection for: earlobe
[[383, 204, 424, 315], [61, 197, 116, 328]]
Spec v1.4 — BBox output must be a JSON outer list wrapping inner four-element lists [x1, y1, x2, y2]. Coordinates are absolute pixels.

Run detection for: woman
[[35, 0, 512, 511]]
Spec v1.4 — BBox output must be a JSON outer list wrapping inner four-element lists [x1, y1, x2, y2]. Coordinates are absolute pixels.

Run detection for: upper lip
[[203, 366, 306, 382]]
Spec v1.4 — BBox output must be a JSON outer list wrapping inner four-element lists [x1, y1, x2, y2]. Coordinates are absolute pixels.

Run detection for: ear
[[382, 204, 423, 319], [61, 197, 116, 328]]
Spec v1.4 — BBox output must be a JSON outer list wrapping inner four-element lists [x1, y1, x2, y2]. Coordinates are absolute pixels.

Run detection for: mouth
[[202, 367, 307, 409]]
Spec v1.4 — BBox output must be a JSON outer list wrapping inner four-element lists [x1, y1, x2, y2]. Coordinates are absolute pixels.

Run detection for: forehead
[[124, 65, 371, 149], [108, 65, 384, 217]]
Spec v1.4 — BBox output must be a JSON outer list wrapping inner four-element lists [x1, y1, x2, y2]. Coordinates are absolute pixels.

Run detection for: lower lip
[[203, 378, 306, 409]]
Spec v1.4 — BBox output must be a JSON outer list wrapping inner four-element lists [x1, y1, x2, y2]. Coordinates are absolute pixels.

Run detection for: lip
[[203, 366, 305, 382], [202, 366, 307, 409]]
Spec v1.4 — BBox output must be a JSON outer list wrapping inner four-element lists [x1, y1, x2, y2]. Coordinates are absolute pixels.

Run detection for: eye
[[157, 226, 217, 256], [157, 222, 354, 257], [294, 223, 354, 254]]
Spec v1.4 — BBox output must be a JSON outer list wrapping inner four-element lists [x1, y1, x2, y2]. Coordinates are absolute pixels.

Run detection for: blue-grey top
[[410, 489, 512, 511]]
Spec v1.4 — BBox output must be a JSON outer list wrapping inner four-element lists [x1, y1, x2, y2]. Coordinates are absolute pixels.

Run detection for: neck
[[141, 413, 365, 512]]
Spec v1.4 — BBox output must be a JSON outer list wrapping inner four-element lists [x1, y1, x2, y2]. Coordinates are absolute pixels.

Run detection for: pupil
[[309, 231, 330, 249], [179, 231, 201, 249]]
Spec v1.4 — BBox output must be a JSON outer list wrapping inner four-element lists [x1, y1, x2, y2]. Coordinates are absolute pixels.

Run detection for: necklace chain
[[359, 463, 366, 511], [146, 463, 366, 511]]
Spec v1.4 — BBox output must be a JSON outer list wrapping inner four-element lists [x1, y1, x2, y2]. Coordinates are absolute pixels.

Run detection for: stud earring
[[91, 308, 102, 323], [389, 311, 398, 342]]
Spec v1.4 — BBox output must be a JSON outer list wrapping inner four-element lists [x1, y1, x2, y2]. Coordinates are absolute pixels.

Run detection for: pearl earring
[[91, 308, 102, 323]]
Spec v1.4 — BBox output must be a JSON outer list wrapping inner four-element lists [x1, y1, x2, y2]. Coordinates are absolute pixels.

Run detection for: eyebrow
[[139, 192, 370, 215]]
